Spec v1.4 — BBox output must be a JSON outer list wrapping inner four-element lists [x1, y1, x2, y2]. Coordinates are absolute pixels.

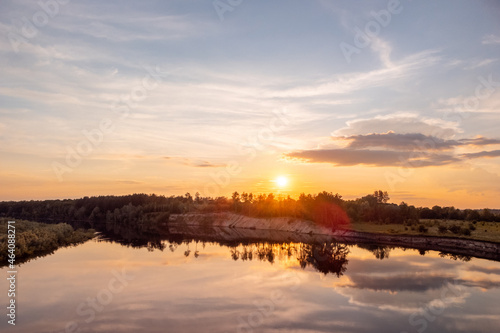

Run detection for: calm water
[[2, 235, 500, 333]]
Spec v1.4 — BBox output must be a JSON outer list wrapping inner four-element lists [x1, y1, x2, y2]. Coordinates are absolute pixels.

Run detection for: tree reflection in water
[[98, 228, 351, 277], [356, 244, 393, 260], [95, 221, 474, 278], [199, 241, 349, 276]]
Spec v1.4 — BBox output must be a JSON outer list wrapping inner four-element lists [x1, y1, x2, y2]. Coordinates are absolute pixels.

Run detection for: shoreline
[[168, 213, 500, 261]]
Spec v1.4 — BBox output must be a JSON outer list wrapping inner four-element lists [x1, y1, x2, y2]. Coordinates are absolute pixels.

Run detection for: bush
[[438, 225, 448, 234], [449, 225, 462, 234], [462, 228, 471, 236], [418, 225, 428, 233], [0, 219, 95, 266], [468, 223, 476, 231]]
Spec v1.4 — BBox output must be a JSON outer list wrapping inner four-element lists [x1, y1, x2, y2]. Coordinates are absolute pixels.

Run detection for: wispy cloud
[[482, 34, 500, 45], [463, 58, 498, 70], [266, 49, 441, 98], [333, 113, 460, 138], [462, 150, 500, 159]]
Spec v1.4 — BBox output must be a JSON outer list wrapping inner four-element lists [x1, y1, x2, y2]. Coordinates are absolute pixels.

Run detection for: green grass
[[0, 218, 95, 266], [349, 219, 500, 243]]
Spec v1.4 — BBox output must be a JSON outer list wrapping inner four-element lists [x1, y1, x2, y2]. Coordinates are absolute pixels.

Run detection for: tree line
[[0, 191, 499, 232]]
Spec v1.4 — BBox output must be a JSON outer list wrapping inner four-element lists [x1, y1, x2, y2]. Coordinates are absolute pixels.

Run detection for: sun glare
[[275, 176, 288, 188]]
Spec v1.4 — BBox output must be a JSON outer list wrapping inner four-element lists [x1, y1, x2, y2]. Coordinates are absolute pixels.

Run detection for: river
[[1, 233, 500, 333]]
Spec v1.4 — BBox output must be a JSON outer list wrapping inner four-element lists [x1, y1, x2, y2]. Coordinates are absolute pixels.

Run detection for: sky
[[0, 0, 500, 208]]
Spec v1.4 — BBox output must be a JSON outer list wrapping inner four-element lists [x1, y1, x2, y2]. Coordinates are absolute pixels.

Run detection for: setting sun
[[275, 176, 289, 188]]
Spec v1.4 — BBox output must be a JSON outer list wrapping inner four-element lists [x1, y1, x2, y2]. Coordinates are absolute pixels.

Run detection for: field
[[350, 219, 500, 243]]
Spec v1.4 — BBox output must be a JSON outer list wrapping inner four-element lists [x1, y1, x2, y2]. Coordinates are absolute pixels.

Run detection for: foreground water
[[2, 236, 500, 333]]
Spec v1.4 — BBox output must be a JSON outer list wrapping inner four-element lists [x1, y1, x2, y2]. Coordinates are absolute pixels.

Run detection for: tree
[[374, 190, 389, 204]]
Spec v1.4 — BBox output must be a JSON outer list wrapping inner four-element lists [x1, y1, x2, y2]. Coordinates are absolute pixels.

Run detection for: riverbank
[[168, 213, 500, 261], [0, 218, 96, 266]]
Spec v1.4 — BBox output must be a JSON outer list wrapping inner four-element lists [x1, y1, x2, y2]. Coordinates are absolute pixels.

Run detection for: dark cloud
[[346, 273, 454, 292], [460, 137, 500, 146], [459, 279, 500, 289], [341, 132, 460, 150], [338, 133, 500, 151], [467, 265, 500, 275], [286, 133, 500, 167], [192, 161, 226, 168], [462, 150, 500, 159], [286, 148, 458, 167]]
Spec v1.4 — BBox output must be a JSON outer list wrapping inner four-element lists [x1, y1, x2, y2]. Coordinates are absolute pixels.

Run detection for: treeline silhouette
[[0, 191, 499, 232]]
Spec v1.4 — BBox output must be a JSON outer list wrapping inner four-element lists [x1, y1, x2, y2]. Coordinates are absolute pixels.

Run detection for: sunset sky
[[1, 0, 500, 208]]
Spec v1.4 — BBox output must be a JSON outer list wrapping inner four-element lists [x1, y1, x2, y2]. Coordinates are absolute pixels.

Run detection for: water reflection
[[95, 222, 481, 281], [2, 227, 500, 333]]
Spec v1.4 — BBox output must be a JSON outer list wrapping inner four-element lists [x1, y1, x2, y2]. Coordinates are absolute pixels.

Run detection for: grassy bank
[[0, 218, 96, 266], [350, 219, 500, 243]]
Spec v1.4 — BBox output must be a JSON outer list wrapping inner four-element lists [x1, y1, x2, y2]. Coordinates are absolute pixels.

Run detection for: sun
[[275, 176, 288, 188]]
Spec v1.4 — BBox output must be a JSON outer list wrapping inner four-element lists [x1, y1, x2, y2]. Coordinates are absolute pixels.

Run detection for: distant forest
[[1, 191, 499, 233]]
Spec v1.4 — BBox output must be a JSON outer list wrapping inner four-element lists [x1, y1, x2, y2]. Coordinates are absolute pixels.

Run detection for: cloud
[[482, 34, 500, 45], [192, 161, 226, 168], [333, 113, 459, 138], [53, 13, 208, 42], [459, 279, 500, 289], [467, 265, 500, 275], [370, 37, 393, 68], [164, 157, 226, 168], [342, 271, 500, 300], [286, 148, 458, 167], [266, 49, 441, 98], [345, 273, 454, 292], [338, 133, 500, 151], [340, 132, 460, 151], [462, 150, 500, 159], [464, 58, 498, 70], [285, 130, 500, 167], [462, 137, 500, 146]]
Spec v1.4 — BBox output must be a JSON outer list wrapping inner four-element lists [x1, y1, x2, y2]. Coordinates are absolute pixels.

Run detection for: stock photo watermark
[[5, 220, 17, 326], [384, 74, 500, 191], [213, 0, 244, 22], [7, 0, 70, 53], [54, 268, 134, 333], [51, 65, 170, 182], [340, 0, 409, 63], [400, 279, 465, 333], [201, 107, 291, 197], [237, 272, 301, 333]]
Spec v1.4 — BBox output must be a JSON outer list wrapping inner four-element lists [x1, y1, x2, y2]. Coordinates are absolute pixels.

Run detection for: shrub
[[438, 225, 448, 234], [449, 225, 462, 234], [418, 225, 428, 233]]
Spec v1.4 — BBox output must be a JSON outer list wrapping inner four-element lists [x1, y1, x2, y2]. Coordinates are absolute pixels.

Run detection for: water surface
[[2, 235, 500, 333]]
